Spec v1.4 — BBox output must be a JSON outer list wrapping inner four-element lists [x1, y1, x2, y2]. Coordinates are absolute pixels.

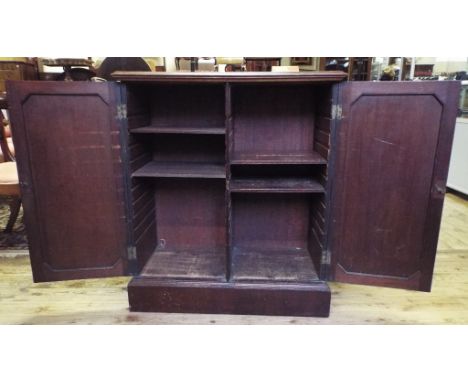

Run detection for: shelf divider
[[225, 82, 233, 281]]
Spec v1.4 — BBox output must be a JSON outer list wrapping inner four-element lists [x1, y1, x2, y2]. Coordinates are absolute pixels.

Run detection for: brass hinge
[[321, 250, 331, 265], [331, 104, 342, 120], [127, 246, 137, 261], [117, 104, 127, 120]]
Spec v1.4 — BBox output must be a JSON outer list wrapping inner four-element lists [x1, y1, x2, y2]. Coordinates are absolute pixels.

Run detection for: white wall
[[415, 57, 468, 74], [164, 57, 177, 72], [433, 57, 468, 74]]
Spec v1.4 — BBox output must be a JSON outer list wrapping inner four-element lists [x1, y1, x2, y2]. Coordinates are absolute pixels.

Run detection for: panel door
[[329, 81, 460, 291], [7, 81, 130, 282]]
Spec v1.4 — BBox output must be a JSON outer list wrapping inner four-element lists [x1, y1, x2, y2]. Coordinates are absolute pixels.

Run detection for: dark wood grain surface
[[232, 193, 310, 249], [148, 84, 225, 127], [128, 278, 331, 317], [6, 81, 129, 281], [310, 84, 338, 279], [329, 81, 460, 291], [231, 85, 317, 162], [141, 248, 226, 281], [151, 134, 225, 164], [154, 179, 227, 251], [123, 85, 156, 272], [231, 247, 319, 282]]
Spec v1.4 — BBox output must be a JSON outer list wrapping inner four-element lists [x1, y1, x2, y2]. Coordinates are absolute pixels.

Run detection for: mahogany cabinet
[[6, 72, 460, 317]]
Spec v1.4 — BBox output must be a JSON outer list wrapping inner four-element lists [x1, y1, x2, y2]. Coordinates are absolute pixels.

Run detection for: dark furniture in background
[[40, 58, 96, 81], [0, 60, 38, 94], [0, 61, 35, 231], [245, 57, 282, 71], [6, 73, 460, 317], [348, 57, 372, 80], [96, 57, 151, 80], [320, 57, 372, 80]]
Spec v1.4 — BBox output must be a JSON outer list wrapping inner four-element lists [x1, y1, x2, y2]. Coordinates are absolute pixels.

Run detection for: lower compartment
[[129, 173, 329, 317], [128, 278, 331, 317]]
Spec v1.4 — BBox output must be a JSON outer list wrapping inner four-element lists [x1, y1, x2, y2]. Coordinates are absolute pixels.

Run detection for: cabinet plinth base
[[128, 277, 331, 317]]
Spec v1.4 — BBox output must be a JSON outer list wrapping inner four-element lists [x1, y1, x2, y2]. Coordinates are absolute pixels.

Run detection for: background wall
[[38, 57, 468, 76]]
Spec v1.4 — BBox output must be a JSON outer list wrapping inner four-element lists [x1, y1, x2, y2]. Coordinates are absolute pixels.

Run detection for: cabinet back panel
[[126, 85, 151, 118], [232, 194, 310, 249], [314, 84, 333, 119], [149, 85, 225, 127], [151, 135, 225, 164], [154, 179, 226, 250], [231, 85, 315, 158]]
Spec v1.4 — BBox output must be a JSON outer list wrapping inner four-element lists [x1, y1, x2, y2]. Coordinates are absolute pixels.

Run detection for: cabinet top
[[111, 71, 348, 84]]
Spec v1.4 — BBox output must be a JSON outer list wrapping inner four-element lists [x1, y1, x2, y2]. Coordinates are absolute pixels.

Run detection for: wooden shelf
[[229, 177, 325, 193], [230, 152, 327, 165], [132, 161, 226, 179], [141, 248, 226, 282], [231, 247, 319, 283], [131, 126, 225, 135]]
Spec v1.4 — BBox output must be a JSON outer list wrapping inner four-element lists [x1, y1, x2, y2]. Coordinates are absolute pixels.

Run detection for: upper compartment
[[230, 84, 326, 164], [127, 83, 225, 135], [113, 71, 346, 144], [118, 71, 345, 171]]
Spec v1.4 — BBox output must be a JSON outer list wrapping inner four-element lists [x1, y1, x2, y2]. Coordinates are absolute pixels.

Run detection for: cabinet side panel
[[310, 84, 335, 277], [125, 85, 156, 271]]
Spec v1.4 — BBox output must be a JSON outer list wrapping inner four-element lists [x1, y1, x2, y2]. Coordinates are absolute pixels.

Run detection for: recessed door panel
[[329, 81, 460, 290], [7, 81, 129, 281]]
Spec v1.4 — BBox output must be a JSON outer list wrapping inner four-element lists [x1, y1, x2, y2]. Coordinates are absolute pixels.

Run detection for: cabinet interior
[[126, 82, 333, 282]]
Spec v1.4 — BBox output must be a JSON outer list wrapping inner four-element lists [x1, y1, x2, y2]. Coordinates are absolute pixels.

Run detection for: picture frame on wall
[[291, 57, 312, 65]]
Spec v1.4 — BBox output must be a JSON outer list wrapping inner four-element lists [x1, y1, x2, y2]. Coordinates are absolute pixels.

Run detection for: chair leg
[[5, 197, 21, 233]]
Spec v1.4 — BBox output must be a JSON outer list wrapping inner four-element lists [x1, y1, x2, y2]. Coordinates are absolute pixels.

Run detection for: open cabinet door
[[328, 81, 460, 291], [7, 81, 131, 282]]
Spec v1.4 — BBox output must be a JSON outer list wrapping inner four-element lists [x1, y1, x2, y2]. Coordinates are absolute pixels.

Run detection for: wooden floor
[[1, 192, 467, 324]]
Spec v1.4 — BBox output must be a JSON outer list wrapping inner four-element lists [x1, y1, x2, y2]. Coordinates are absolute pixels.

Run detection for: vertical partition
[[225, 83, 233, 280]]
